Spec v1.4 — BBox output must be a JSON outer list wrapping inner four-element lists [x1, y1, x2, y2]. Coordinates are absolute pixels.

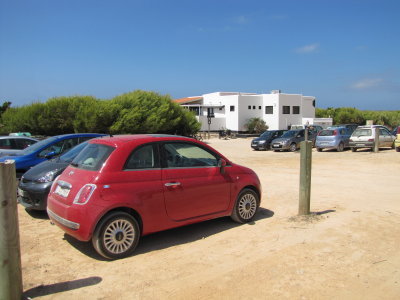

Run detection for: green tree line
[[0, 90, 201, 136], [316, 107, 400, 129]]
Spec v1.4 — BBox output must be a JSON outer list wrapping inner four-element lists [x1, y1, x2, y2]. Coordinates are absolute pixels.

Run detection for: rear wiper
[[70, 162, 79, 167]]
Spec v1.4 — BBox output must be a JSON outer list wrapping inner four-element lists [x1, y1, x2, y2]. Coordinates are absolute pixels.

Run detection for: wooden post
[[299, 141, 312, 215], [0, 160, 23, 300], [374, 128, 380, 153]]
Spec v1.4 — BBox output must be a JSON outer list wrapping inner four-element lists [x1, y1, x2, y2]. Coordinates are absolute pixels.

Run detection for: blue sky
[[1, 0, 399, 110]]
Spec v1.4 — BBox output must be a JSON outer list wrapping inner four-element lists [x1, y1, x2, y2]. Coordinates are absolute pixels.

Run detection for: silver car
[[349, 125, 395, 152]]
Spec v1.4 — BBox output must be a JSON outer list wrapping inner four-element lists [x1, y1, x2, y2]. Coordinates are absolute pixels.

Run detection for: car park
[[315, 127, 350, 152], [271, 129, 318, 152], [18, 141, 90, 211], [349, 125, 395, 152], [47, 134, 262, 259], [251, 130, 286, 150], [0, 133, 105, 177]]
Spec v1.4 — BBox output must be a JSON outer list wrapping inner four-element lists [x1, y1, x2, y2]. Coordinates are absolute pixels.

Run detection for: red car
[[47, 135, 261, 259]]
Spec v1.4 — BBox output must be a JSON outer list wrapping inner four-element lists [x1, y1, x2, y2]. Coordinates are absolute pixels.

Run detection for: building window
[[207, 108, 214, 117], [253, 106, 256, 109], [189, 107, 200, 116], [230, 105, 235, 112], [293, 106, 300, 114], [248, 105, 251, 109], [313, 100, 316, 107], [283, 106, 290, 114], [258, 106, 261, 109], [265, 106, 273, 114]]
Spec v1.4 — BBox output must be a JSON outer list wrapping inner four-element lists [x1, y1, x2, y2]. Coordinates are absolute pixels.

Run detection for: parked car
[[328, 124, 359, 134], [47, 134, 262, 259], [9, 132, 32, 137], [251, 130, 286, 150], [0, 133, 105, 177], [349, 125, 395, 152], [18, 141, 90, 211], [315, 127, 351, 152], [291, 124, 323, 132], [0, 136, 38, 156], [394, 127, 400, 152], [271, 129, 317, 152]]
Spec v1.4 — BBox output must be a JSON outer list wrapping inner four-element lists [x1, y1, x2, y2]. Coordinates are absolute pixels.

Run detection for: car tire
[[92, 211, 140, 260], [351, 147, 357, 152], [337, 142, 344, 152], [396, 147, 400, 152], [289, 143, 297, 152], [231, 188, 259, 224], [316, 147, 322, 152]]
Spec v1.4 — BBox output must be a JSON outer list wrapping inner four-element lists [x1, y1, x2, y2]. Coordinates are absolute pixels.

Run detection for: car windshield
[[20, 136, 58, 155], [260, 131, 273, 138], [352, 129, 371, 136], [59, 142, 88, 163], [281, 130, 299, 138], [71, 143, 115, 171]]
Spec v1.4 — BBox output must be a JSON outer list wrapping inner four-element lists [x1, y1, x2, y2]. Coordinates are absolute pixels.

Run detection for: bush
[[245, 117, 268, 133]]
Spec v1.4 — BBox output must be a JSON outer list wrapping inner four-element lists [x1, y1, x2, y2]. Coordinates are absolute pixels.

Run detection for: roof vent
[[271, 90, 281, 94]]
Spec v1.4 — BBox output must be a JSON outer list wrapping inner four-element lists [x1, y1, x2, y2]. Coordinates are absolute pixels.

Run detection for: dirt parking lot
[[19, 137, 400, 299]]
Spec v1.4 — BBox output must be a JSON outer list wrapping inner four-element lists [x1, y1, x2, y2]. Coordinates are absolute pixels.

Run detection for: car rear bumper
[[47, 208, 80, 230], [349, 141, 374, 148]]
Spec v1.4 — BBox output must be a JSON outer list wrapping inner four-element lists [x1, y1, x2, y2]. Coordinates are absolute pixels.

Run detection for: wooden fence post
[[374, 128, 380, 153], [299, 141, 312, 215], [0, 160, 23, 300]]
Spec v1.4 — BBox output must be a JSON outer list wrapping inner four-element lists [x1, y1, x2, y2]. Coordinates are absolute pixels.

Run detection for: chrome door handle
[[165, 182, 181, 187]]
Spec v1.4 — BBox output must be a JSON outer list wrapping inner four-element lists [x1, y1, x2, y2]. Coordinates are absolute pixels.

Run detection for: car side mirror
[[44, 151, 57, 159], [218, 158, 227, 174]]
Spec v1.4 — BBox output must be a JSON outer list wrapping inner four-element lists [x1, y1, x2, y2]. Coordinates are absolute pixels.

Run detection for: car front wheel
[[231, 188, 259, 223], [92, 211, 140, 259], [289, 143, 297, 152], [337, 142, 344, 152]]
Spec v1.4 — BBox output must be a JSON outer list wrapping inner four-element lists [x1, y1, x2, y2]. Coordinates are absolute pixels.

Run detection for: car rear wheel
[[231, 188, 259, 224], [351, 147, 357, 152], [289, 143, 297, 152], [92, 212, 140, 259], [337, 142, 344, 152], [396, 147, 400, 152], [316, 147, 322, 152]]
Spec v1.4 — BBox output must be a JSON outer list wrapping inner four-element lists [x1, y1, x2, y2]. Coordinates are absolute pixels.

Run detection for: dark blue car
[[0, 133, 105, 177]]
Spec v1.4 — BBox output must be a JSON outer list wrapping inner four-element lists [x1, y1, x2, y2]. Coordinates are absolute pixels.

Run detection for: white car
[[349, 125, 395, 152]]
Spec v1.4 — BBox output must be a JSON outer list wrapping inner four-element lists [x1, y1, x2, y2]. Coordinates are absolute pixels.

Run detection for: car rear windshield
[[21, 136, 58, 155], [71, 143, 115, 171], [281, 130, 299, 138], [319, 130, 335, 136], [352, 129, 372, 137]]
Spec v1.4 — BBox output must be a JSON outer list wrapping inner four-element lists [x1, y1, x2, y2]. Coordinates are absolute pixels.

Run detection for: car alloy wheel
[[337, 142, 344, 152], [92, 212, 140, 259], [231, 188, 259, 223], [289, 143, 297, 152]]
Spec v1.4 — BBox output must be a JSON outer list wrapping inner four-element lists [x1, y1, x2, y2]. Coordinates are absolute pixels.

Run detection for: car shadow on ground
[[24, 208, 49, 219], [63, 207, 274, 261]]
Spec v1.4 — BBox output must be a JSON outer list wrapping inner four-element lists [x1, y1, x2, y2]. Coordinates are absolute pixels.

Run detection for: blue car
[[315, 127, 350, 152], [0, 133, 105, 176]]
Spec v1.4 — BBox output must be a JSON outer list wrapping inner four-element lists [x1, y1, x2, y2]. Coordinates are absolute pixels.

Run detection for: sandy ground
[[18, 137, 400, 299]]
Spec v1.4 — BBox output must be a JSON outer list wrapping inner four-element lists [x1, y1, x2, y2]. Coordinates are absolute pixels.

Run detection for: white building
[[174, 90, 328, 132]]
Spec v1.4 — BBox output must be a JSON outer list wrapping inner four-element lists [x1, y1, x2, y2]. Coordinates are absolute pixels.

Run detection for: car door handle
[[165, 182, 181, 187]]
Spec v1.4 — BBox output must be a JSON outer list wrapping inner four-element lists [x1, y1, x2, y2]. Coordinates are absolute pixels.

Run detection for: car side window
[[0, 139, 12, 149], [38, 140, 65, 157], [379, 128, 389, 136], [125, 144, 158, 170], [15, 138, 36, 149], [163, 142, 218, 168]]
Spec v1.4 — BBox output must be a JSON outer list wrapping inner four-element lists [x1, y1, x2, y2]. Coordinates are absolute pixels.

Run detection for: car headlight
[[36, 170, 57, 183], [259, 140, 266, 144]]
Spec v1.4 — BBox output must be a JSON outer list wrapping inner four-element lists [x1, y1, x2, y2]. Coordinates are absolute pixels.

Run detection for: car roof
[[0, 136, 38, 140], [88, 134, 197, 147]]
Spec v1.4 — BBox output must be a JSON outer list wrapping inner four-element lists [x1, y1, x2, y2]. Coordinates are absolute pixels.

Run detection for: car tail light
[[397, 127, 400, 134], [368, 138, 374, 142], [333, 130, 338, 136], [73, 184, 96, 205]]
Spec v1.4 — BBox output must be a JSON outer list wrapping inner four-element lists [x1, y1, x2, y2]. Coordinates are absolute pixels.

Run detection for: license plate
[[272, 144, 279, 148], [356, 144, 364, 146], [18, 188, 26, 197], [55, 185, 70, 198]]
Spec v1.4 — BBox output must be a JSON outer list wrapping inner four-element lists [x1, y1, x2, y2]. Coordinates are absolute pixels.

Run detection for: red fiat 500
[[47, 135, 262, 259]]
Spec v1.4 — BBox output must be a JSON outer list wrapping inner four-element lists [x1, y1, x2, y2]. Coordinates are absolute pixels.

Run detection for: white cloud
[[351, 78, 383, 90], [295, 43, 319, 54]]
